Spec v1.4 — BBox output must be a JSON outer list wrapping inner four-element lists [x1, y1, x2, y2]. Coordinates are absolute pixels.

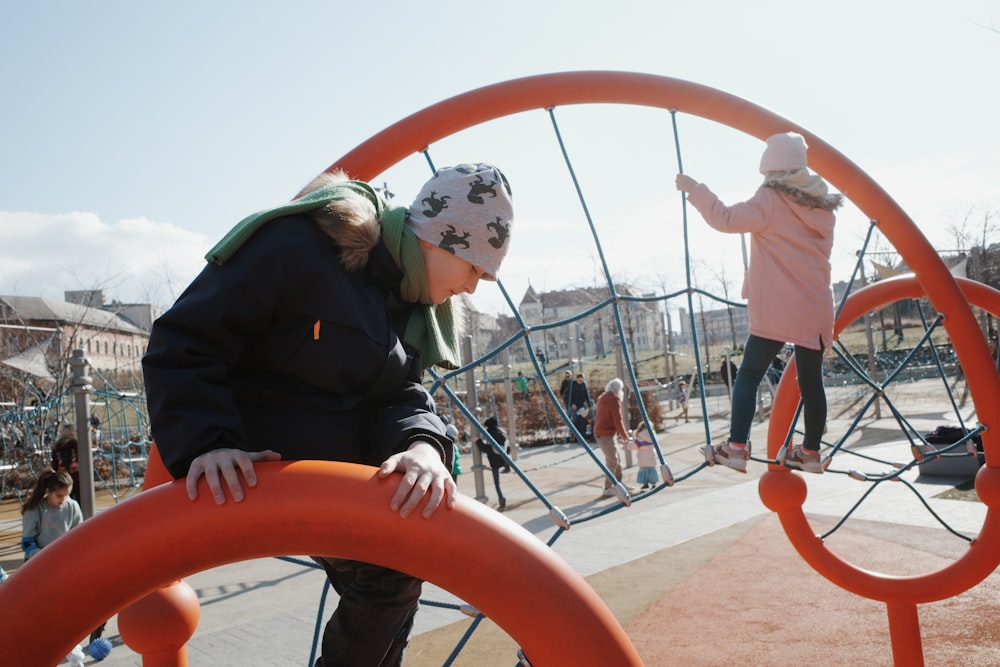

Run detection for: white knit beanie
[[406, 163, 514, 280], [759, 133, 808, 174]]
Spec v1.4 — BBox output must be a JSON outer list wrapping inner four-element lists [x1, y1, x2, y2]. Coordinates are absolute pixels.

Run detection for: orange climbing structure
[[0, 72, 996, 666], [0, 460, 643, 666], [761, 275, 1000, 666]]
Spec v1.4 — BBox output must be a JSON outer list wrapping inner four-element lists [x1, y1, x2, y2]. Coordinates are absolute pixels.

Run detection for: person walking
[[673, 380, 690, 424], [593, 378, 632, 497], [475, 416, 509, 511]]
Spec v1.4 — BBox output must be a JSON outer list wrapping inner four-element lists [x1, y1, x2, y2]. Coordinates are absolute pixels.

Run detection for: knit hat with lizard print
[[406, 163, 514, 280]]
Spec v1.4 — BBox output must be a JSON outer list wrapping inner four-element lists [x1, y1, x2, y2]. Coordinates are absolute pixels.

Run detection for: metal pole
[[502, 348, 518, 461], [68, 349, 96, 519], [858, 260, 883, 419], [664, 307, 676, 409], [463, 336, 486, 502]]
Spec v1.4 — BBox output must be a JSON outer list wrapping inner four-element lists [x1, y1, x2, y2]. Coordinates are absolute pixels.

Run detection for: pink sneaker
[[783, 445, 823, 474], [701, 441, 748, 473]]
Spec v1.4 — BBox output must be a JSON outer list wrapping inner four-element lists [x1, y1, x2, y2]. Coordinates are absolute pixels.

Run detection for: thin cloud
[[0, 211, 209, 308]]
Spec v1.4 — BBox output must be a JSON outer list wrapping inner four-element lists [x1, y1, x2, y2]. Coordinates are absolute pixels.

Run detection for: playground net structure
[[0, 366, 150, 503], [2, 73, 997, 665]]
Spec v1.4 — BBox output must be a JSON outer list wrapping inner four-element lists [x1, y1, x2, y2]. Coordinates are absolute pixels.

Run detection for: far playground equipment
[[1, 72, 997, 666]]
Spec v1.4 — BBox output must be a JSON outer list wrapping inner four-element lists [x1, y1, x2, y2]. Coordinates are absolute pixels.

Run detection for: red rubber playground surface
[[410, 510, 1000, 666], [621, 514, 1000, 666], [2, 436, 998, 665]]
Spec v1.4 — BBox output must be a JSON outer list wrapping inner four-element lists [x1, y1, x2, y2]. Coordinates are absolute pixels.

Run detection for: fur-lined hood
[[299, 171, 381, 273], [764, 180, 844, 211]]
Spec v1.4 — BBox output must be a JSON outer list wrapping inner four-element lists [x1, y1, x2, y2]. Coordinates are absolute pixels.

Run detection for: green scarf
[[379, 207, 460, 370], [204, 180, 460, 370]]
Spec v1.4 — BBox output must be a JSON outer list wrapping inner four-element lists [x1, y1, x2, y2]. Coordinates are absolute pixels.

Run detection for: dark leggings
[[730, 334, 827, 451]]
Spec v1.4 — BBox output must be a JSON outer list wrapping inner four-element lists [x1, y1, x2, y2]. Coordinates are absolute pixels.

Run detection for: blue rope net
[[0, 104, 987, 665], [0, 367, 150, 503], [404, 108, 986, 663]]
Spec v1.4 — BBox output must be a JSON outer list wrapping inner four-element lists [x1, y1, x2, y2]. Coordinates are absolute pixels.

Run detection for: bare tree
[[947, 204, 1000, 252], [705, 261, 740, 350]]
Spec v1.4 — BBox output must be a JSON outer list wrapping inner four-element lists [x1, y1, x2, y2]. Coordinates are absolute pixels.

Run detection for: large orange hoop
[[326, 73, 1000, 655], [0, 461, 642, 666], [761, 275, 1000, 600], [325, 72, 1000, 463], [760, 275, 1000, 664]]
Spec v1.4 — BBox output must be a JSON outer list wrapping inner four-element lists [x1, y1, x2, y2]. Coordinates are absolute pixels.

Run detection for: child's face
[[45, 487, 71, 507], [419, 240, 487, 304]]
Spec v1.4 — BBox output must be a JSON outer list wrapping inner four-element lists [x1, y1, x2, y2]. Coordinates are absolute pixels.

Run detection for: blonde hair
[[298, 170, 380, 273]]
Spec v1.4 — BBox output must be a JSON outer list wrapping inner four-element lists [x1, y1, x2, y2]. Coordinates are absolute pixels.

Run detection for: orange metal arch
[[325, 72, 1000, 471], [323, 71, 998, 664], [761, 275, 1000, 603], [6, 71, 992, 665], [320, 77, 1000, 659], [0, 461, 642, 666], [759, 275, 1000, 663]]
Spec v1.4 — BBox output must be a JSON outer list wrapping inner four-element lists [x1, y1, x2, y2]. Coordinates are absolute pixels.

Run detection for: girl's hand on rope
[[379, 442, 457, 519], [186, 448, 282, 504], [675, 173, 699, 193]]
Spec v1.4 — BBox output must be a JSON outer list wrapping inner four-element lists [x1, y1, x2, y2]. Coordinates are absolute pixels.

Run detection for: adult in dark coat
[[567, 374, 593, 439], [558, 371, 573, 408], [567, 374, 592, 416]]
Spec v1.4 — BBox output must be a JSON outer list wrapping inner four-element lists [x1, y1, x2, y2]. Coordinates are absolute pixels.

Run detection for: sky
[[2, 1, 998, 322]]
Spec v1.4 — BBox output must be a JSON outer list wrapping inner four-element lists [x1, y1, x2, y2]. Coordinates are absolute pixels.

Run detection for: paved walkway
[[1, 411, 994, 665]]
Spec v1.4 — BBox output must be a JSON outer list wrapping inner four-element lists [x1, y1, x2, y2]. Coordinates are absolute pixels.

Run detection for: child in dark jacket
[[476, 416, 509, 511]]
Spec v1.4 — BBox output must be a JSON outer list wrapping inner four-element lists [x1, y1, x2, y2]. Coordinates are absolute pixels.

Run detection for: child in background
[[676, 132, 841, 474], [21, 469, 82, 560], [629, 423, 659, 490], [21, 469, 88, 666], [476, 416, 508, 511], [50, 423, 81, 502], [673, 380, 689, 423]]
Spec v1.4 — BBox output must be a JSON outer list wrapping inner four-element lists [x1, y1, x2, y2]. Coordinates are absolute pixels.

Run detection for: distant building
[[517, 284, 663, 364], [452, 295, 503, 364], [0, 292, 152, 382], [64, 289, 164, 331]]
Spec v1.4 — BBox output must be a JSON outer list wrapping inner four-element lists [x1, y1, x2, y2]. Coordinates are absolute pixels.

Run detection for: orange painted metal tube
[[325, 71, 1000, 476], [762, 275, 1000, 604], [117, 579, 199, 667], [0, 461, 642, 666]]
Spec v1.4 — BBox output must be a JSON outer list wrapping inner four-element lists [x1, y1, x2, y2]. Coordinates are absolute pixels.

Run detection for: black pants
[[312, 558, 422, 667]]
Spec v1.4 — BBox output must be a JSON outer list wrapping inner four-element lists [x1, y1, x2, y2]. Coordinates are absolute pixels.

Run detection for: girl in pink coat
[[675, 132, 843, 474]]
